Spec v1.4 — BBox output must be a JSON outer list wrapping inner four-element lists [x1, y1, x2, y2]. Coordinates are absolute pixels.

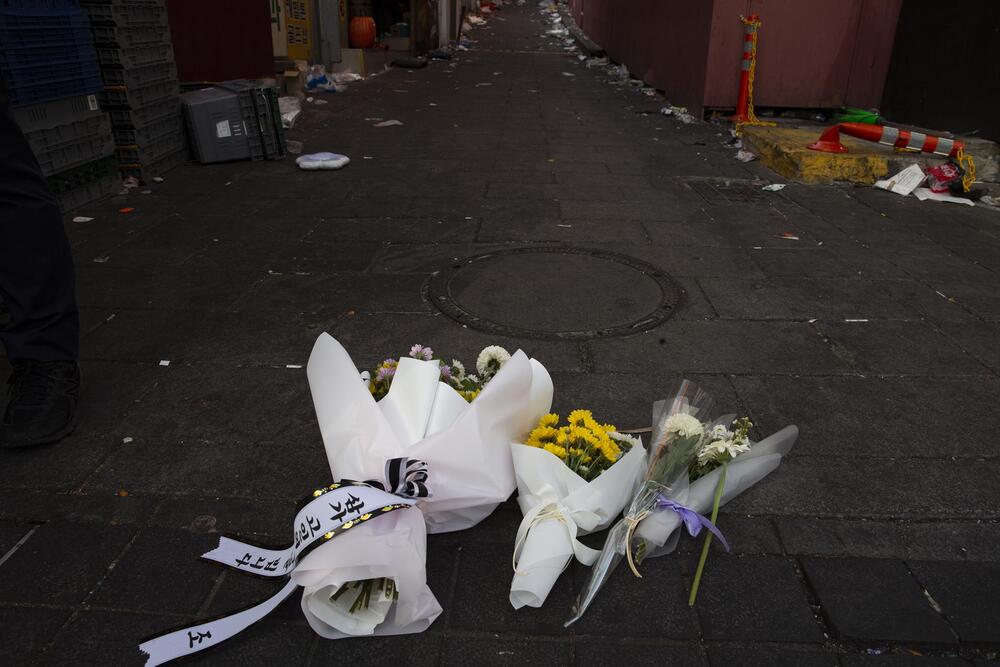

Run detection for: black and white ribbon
[[139, 458, 429, 666], [368, 457, 430, 499]]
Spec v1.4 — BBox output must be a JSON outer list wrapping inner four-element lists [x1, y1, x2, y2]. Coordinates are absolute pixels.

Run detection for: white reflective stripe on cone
[[879, 126, 900, 146], [909, 132, 927, 151], [936, 138, 955, 156]]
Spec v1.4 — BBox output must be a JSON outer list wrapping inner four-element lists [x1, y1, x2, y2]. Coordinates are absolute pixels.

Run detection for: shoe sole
[[1, 409, 81, 450]]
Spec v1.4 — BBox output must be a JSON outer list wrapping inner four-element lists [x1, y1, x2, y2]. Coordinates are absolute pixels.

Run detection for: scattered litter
[[925, 162, 963, 193], [736, 149, 757, 162], [331, 72, 363, 83], [374, 119, 403, 127], [122, 176, 139, 189], [874, 164, 925, 196], [72, 216, 93, 223], [429, 102, 437, 106], [305, 65, 343, 93], [844, 319, 869, 323], [475, 82, 492, 87], [762, 184, 786, 192], [285, 364, 303, 369], [724, 137, 743, 149], [556, 224, 572, 228], [428, 49, 453, 60], [93, 255, 109, 263], [776, 232, 800, 240], [363, 156, 373, 160], [660, 106, 673, 116], [296, 152, 350, 170], [117, 488, 129, 497], [118, 207, 135, 213], [140, 189, 152, 195], [286, 140, 303, 154], [980, 196, 1000, 209], [807, 318, 817, 323], [152, 176, 164, 183], [278, 96, 302, 128], [577, 55, 586, 62], [313, 99, 328, 105], [913, 188, 974, 206], [493, 71, 502, 75], [122, 436, 133, 444], [468, 16, 486, 26], [225, 181, 231, 186], [561, 72, 575, 77], [364, 117, 383, 121], [159, 360, 171, 366]]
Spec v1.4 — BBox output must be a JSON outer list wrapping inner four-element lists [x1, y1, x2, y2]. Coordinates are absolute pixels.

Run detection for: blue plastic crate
[[7, 70, 103, 107], [0, 39, 96, 69], [0, 1, 82, 8]]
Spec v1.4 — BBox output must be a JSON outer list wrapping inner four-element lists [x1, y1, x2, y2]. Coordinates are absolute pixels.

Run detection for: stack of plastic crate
[[79, 0, 185, 180], [1, 0, 118, 210]]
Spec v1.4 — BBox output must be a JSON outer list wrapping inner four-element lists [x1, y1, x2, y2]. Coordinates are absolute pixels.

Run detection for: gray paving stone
[[728, 457, 1000, 520], [0, 520, 30, 556], [0, 489, 157, 527], [776, 518, 1000, 562], [907, 561, 1000, 642], [697, 278, 917, 321], [231, 272, 435, 316], [801, 558, 956, 643], [692, 555, 823, 642], [148, 496, 294, 539], [449, 541, 576, 635], [839, 655, 972, 666], [307, 217, 479, 244], [441, 636, 571, 666], [88, 528, 219, 614], [0, 521, 135, 605], [73, 266, 261, 312], [0, 434, 120, 492], [730, 375, 1000, 458], [706, 644, 838, 667], [477, 217, 650, 243], [934, 321, 1000, 373], [588, 321, 853, 375], [816, 320, 989, 375], [0, 605, 73, 666], [313, 632, 442, 666], [576, 640, 705, 666]]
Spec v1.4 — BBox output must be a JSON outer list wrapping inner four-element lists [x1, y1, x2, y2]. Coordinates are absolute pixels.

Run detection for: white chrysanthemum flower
[[664, 413, 704, 438], [476, 345, 511, 376], [451, 359, 466, 381], [697, 438, 751, 465], [609, 431, 642, 448], [709, 424, 732, 441]]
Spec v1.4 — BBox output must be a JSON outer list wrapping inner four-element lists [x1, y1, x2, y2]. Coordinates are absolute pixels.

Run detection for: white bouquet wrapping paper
[[634, 425, 799, 557], [307, 333, 554, 533], [510, 441, 646, 608], [294, 507, 442, 637]]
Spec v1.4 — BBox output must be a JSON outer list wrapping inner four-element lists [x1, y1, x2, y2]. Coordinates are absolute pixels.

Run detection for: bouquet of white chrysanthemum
[[509, 410, 647, 609], [365, 343, 512, 404], [565, 380, 798, 625]]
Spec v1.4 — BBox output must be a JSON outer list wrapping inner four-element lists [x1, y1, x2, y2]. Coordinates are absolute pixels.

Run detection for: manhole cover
[[425, 247, 682, 340]]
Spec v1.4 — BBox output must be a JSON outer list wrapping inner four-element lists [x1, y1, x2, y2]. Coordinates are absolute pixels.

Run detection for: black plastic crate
[[99, 60, 176, 87], [110, 112, 181, 144], [26, 113, 115, 178], [46, 154, 117, 193], [99, 78, 178, 108], [93, 41, 172, 68], [80, 1, 167, 26], [12, 93, 101, 133], [118, 142, 186, 180], [56, 167, 117, 211], [218, 80, 285, 161], [107, 94, 178, 127], [90, 21, 170, 47], [115, 125, 185, 164]]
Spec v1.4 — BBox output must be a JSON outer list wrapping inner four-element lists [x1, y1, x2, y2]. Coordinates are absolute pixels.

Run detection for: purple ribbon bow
[[654, 496, 730, 552]]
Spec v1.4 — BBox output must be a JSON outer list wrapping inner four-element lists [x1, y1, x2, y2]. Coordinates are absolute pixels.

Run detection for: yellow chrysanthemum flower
[[538, 413, 559, 428], [543, 443, 568, 459], [567, 409, 593, 426], [528, 426, 559, 444]]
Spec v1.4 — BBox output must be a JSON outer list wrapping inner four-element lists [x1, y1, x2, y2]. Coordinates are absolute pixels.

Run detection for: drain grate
[[689, 180, 773, 204]]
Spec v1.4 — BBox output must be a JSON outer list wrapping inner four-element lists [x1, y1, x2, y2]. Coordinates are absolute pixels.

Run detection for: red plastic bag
[[925, 162, 963, 193]]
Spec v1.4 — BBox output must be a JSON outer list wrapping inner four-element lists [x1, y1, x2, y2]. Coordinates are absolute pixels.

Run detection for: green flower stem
[[688, 462, 727, 607]]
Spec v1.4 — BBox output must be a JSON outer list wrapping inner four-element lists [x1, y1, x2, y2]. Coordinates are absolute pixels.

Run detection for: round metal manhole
[[424, 247, 682, 340]]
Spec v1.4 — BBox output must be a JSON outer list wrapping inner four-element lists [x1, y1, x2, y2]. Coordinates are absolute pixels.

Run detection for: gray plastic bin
[[180, 87, 253, 163]]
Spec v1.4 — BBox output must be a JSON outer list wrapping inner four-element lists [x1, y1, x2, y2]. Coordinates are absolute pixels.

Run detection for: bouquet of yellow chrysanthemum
[[510, 409, 647, 609]]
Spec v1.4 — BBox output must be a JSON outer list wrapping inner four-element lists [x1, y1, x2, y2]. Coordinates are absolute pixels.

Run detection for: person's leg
[[0, 94, 82, 448]]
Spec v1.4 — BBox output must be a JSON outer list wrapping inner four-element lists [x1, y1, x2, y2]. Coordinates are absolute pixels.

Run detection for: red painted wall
[[569, 0, 899, 115], [165, 0, 275, 83]]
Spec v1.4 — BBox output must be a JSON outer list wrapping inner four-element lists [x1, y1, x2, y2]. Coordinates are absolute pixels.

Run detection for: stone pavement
[[2, 4, 1000, 665]]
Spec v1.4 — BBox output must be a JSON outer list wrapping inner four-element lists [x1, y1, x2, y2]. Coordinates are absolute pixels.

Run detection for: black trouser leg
[[0, 99, 80, 362]]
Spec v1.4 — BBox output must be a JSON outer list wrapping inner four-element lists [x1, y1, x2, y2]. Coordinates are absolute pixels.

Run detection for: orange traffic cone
[[808, 122, 963, 157], [731, 14, 760, 124]]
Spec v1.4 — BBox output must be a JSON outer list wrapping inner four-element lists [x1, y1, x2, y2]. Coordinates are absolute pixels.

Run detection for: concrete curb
[[557, 3, 604, 57]]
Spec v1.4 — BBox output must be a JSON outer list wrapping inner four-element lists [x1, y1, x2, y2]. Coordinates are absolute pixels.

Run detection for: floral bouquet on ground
[[565, 380, 798, 625], [509, 410, 647, 609], [139, 335, 553, 665]]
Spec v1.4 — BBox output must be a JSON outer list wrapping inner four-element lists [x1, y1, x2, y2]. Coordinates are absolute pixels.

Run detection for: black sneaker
[[1, 360, 80, 449]]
